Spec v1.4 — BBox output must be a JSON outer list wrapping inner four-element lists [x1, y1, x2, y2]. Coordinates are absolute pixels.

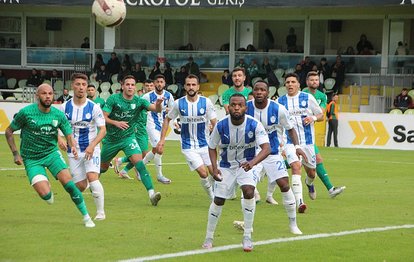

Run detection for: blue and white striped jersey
[[209, 115, 269, 169], [168, 96, 217, 150], [247, 99, 293, 155], [278, 91, 322, 145], [60, 98, 105, 157], [142, 90, 174, 132]]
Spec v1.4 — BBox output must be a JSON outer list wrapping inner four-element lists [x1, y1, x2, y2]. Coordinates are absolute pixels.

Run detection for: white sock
[[242, 198, 256, 237], [282, 188, 297, 221], [267, 180, 277, 199], [154, 153, 163, 177], [148, 189, 155, 198], [89, 180, 105, 214], [200, 177, 214, 200], [143, 151, 154, 164], [291, 174, 303, 207], [206, 202, 222, 239], [305, 175, 314, 186]]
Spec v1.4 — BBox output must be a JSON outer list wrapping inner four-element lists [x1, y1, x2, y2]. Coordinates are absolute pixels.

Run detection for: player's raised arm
[[147, 97, 163, 113], [5, 125, 23, 165]]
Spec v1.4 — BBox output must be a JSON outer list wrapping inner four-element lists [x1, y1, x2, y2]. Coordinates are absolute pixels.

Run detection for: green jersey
[[103, 93, 150, 141], [10, 104, 72, 160], [302, 87, 327, 109], [134, 93, 148, 136], [93, 96, 105, 108], [222, 87, 251, 105]]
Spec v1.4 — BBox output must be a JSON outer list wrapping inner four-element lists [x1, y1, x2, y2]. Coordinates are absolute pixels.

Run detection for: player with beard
[[156, 74, 217, 200], [5, 83, 95, 227], [302, 71, 345, 198], [221, 67, 252, 114], [141, 75, 174, 184], [86, 84, 105, 108], [202, 93, 270, 252]]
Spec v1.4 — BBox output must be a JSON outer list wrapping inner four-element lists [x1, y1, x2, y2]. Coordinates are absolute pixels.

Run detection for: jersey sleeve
[[255, 121, 270, 146], [167, 100, 179, 120], [167, 93, 174, 108], [102, 95, 114, 113], [9, 108, 26, 131], [206, 99, 217, 121], [141, 98, 151, 110], [308, 95, 323, 116], [58, 111, 73, 136], [93, 104, 106, 127], [208, 123, 221, 149], [142, 93, 150, 102]]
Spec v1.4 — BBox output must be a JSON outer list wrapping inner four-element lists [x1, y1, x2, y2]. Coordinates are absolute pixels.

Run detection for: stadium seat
[[268, 86, 277, 98], [408, 90, 414, 100], [65, 80, 72, 90], [274, 68, 285, 87], [324, 78, 336, 95], [251, 77, 262, 86], [277, 86, 287, 97], [100, 91, 111, 100], [18, 79, 27, 89], [43, 80, 51, 85], [285, 68, 295, 74], [89, 73, 97, 82], [208, 94, 219, 105], [53, 80, 64, 95], [389, 108, 403, 114], [5, 96, 16, 101], [100, 82, 111, 92], [111, 74, 118, 84], [111, 82, 121, 93], [217, 84, 229, 96], [167, 84, 179, 97], [136, 82, 143, 90], [403, 109, 414, 115], [14, 88, 24, 101], [7, 78, 17, 89]]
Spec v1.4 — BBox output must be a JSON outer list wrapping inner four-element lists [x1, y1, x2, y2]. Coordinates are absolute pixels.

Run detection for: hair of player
[[232, 66, 246, 76], [284, 72, 300, 82], [144, 79, 154, 84], [253, 80, 269, 90], [71, 72, 88, 82], [186, 74, 199, 84], [306, 70, 319, 79], [229, 93, 247, 104], [155, 74, 165, 80], [87, 84, 96, 89], [122, 75, 136, 84]]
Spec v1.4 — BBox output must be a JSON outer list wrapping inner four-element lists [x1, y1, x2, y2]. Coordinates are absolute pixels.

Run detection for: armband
[[312, 116, 317, 122], [294, 145, 302, 150]]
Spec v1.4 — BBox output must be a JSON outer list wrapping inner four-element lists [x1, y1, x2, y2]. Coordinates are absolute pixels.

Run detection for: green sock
[[135, 161, 154, 191], [63, 180, 88, 216], [41, 191, 52, 201], [121, 156, 129, 164], [316, 163, 334, 191], [284, 159, 291, 169], [124, 162, 134, 173]]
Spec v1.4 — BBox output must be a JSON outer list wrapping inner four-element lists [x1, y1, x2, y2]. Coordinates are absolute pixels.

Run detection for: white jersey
[[168, 96, 217, 150], [246, 99, 293, 155], [278, 91, 322, 145], [209, 115, 269, 169], [142, 90, 174, 132], [60, 98, 105, 157]]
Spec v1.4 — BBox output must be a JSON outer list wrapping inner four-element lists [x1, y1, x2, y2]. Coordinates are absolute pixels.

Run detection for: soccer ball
[[92, 0, 126, 28]]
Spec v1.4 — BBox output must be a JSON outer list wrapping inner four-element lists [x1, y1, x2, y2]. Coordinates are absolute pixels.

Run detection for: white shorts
[[214, 167, 260, 199], [68, 148, 101, 183], [148, 129, 161, 147], [261, 154, 289, 183], [284, 144, 316, 169], [182, 147, 212, 171]]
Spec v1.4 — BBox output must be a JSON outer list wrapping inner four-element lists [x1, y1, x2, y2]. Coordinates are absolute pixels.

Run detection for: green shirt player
[[222, 67, 252, 114], [100, 75, 163, 206], [87, 84, 105, 108], [5, 84, 95, 228], [113, 79, 154, 180], [302, 71, 345, 198]]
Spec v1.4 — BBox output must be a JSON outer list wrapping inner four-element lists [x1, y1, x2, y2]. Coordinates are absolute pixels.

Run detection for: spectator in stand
[[343, 46, 356, 55], [247, 59, 260, 82], [326, 94, 339, 147], [56, 88, 72, 103], [318, 58, 330, 85], [93, 54, 105, 73], [343, 46, 356, 73], [185, 56, 200, 78], [131, 63, 146, 83], [301, 56, 315, 76], [221, 69, 233, 86], [149, 61, 161, 80], [393, 88, 413, 110], [122, 54, 133, 72], [263, 28, 275, 52], [294, 63, 306, 89], [395, 41, 409, 55], [51, 69, 62, 81], [331, 55, 346, 94], [39, 70, 50, 84], [106, 52, 121, 76], [174, 66, 188, 98], [80, 37, 90, 49], [27, 68, 42, 87], [164, 63, 174, 85], [0, 69, 12, 99], [246, 44, 257, 52], [286, 27, 297, 53], [356, 34, 374, 55], [117, 63, 131, 83], [96, 64, 110, 85]]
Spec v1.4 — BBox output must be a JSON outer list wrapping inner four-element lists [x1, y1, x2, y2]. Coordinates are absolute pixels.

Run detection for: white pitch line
[[119, 224, 414, 262]]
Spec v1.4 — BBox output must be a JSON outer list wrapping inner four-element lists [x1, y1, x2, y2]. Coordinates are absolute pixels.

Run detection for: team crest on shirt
[[85, 113, 91, 119], [270, 116, 276, 123], [301, 100, 308, 107], [131, 104, 136, 109], [248, 131, 254, 138], [199, 108, 205, 114], [51, 120, 58, 127]]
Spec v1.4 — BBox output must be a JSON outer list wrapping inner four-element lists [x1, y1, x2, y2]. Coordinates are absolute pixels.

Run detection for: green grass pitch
[[1, 135, 413, 261]]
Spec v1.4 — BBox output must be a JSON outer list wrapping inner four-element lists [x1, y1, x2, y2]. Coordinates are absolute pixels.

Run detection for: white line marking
[[119, 224, 414, 262]]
